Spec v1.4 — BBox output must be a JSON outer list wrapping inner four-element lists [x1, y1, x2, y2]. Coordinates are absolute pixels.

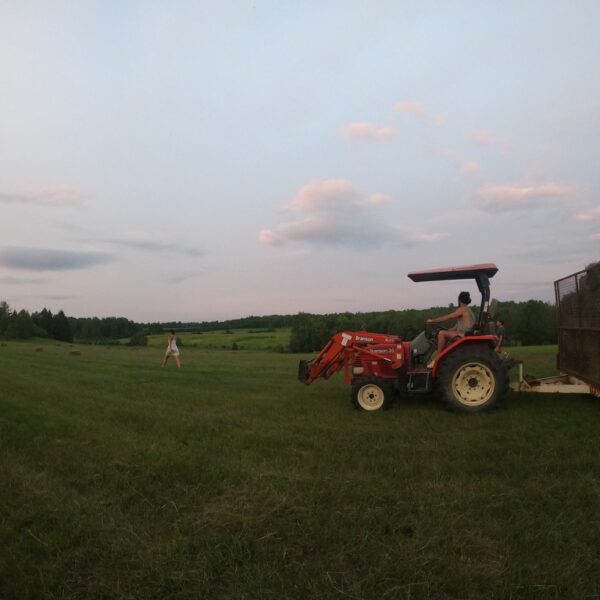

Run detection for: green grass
[[142, 328, 291, 352], [507, 345, 560, 379], [1, 340, 599, 599]]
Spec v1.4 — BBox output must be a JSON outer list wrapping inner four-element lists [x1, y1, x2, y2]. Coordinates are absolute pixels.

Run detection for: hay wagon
[[512, 263, 600, 396]]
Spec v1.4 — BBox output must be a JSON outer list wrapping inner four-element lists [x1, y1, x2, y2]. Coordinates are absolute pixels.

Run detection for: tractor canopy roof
[[407, 263, 498, 283]]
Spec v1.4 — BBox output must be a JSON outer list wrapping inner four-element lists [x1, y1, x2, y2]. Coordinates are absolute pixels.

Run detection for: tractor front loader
[[298, 264, 510, 413]]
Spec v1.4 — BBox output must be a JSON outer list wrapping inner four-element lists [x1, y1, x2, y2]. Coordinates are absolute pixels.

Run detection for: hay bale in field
[[69, 350, 81, 356]]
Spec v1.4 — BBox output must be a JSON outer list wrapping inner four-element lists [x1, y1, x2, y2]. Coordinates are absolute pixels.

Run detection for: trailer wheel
[[437, 346, 509, 412], [352, 376, 394, 411]]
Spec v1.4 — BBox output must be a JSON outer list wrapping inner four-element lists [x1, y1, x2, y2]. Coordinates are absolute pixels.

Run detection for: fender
[[431, 336, 496, 377]]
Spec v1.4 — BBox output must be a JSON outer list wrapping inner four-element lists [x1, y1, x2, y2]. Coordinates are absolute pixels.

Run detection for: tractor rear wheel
[[437, 346, 509, 412], [351, 376, 394, 411]]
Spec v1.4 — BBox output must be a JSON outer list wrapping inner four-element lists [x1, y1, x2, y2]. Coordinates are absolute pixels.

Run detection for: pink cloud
[[0, 185, 84, 207], [440, 149, 481, 178], [468, 129, 514, 154], [260, 180, 444, 249], [393, 102, 447, 127], [366, 193, 391, 206], [459, 160, 481, 176], [407, 231, 447, 244], [474, 183, 574, 213], [289, 180, 362, 212], [258, 229, 282, 246], [394, 102, 427, 116], [343, 122, 395, 140], [469, 129, 496, 146], [575, 206, 600, 222]]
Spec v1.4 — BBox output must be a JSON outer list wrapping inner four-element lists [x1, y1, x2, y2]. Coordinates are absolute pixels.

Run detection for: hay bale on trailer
[[556, 263, 600, 393], [513, 263, 600, 396]]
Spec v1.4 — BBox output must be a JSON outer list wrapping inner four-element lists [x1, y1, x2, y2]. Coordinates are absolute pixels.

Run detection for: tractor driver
[[426, 291, 476, 355]]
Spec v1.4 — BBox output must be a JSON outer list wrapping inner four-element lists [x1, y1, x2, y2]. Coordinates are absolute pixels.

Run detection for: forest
[[0, 298, 557, 350], [0, 302, 138, 344], [288, 300, 556, 352]]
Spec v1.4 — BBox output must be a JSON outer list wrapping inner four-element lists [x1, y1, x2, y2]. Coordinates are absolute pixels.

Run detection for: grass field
[[142, 328, 291, 353], [1, 338, 599, 599]]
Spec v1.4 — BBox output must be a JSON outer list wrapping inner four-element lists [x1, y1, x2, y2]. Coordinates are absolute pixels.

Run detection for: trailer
[[511, 263, 600, 397]]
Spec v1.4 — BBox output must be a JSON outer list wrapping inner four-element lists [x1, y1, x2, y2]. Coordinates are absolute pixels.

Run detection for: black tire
[[436, 345, 509, 412], [351, 376, 394, 411]]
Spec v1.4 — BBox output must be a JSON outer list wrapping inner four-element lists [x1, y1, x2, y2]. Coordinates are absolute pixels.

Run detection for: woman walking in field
[[161, 329, 181, 368]]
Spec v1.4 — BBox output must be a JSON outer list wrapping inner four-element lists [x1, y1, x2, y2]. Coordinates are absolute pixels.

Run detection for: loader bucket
[[298, 359, 310, 385]]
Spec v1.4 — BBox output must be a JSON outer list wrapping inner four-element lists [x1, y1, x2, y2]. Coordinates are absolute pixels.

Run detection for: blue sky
[[1, 1, 598, 322]]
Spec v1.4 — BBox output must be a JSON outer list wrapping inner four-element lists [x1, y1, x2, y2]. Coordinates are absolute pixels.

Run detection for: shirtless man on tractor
[[426, 291, 476, 354]]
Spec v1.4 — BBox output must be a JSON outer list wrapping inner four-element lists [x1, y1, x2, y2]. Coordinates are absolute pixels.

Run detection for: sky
[[1, 1, 599, 322]]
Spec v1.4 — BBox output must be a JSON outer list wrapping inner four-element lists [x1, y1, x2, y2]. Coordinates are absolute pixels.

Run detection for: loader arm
[[298, 331, 404, 385], [298, 332, 352, 385]]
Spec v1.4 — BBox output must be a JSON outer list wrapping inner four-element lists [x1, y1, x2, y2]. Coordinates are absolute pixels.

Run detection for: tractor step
[[407, 370, 432, 393]]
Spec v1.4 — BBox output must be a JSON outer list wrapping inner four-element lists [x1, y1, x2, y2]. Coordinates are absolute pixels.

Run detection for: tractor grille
[[555, 264, 600, 387]]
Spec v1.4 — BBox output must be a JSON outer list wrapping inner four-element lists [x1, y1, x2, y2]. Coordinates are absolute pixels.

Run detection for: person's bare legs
[[174, 356, 181, 368], [437, 329, 460, 353], [161, 354, 170, 367]]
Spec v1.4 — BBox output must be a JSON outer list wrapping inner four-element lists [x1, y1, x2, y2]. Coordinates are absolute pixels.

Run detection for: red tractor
[[298, 264, 510, 412]]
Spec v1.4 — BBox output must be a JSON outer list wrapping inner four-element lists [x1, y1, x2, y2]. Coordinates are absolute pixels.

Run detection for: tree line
[[1, 298, 557, 350], [289, 300, 557, 353], [0, 302, 73, 341], [0, 301, 139, 344], [144, 314, 293, 334]]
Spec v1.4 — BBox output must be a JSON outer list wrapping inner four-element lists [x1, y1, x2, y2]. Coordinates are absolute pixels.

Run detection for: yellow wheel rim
[[357, 384, 385, 411], [451, 362, 495, 407]]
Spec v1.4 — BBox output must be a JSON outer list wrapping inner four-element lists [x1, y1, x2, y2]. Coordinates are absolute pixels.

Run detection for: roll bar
[[407, 263, 498, 333]]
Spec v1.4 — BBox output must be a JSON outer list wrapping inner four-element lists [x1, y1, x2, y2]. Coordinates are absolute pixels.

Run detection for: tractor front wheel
[[351, 376, 394, 411], [437, 346, 509, 412]]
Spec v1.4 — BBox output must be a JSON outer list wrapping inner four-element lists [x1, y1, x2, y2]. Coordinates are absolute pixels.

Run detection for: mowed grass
[[1, 341, 599, 600], [143, 328, 291, 352]]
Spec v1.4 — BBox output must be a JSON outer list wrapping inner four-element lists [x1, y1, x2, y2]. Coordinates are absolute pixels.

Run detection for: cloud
[[103, 232, 203, 257], [467, 129, 514, 154], [394, 102, 427, 117], [343, 122, 395, 140], [473, 183, 575, 213], [366, 193, 391, 206], [458, 160, 481, 176], [259, 179, 443, 249], [258, 229, 282, 246], [575, 206, 600, 222], [393, 102, 447, 127], [408, 232, 448, 244], [0, 275, 46, 284], [161, 271, 203, 284], [441, 150, 481, 178], [469, 129, 496, 146], [0, 247, 114, 271], [0, 185, 84, 207], [591, 233, 600, 241]]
